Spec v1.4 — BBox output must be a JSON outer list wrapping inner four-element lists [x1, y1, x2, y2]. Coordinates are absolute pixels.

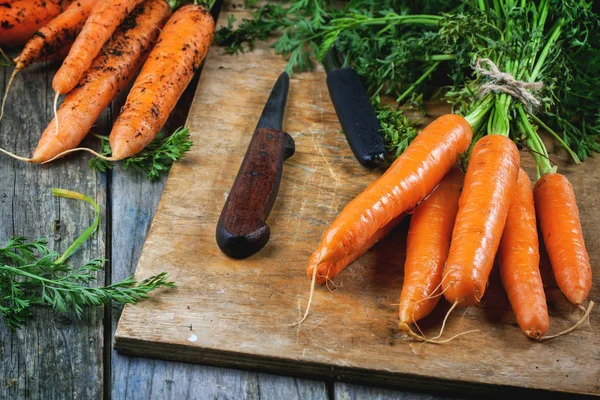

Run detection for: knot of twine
[[473, 58, 544, 110]]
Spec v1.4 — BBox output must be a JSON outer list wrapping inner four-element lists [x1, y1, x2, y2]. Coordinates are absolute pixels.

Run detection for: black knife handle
[[216, 127, 295, 259], [326, 68, 386, 168]]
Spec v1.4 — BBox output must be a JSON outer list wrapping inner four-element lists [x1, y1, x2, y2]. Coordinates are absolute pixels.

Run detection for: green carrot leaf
[[0, 189, 175, 329]]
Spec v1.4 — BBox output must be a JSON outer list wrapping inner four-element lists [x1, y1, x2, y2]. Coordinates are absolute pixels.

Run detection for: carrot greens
[[90, 127, 193, 181], [0, 189, 174, 329], [216, 0, 600, 164]]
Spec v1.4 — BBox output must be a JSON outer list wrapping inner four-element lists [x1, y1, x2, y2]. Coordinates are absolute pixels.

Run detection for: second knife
[[323, 47, 386, 169]]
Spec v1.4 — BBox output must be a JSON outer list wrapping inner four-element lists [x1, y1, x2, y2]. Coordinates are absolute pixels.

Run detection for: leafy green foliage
[[167, 0, 216, 11], [0, 190, 174, 329], [123, 127, 193, 180], [376, 105, 419, 157], [88, 135, 113, 173], [215, 0, 600, 166], [90, 127, 193, 181]]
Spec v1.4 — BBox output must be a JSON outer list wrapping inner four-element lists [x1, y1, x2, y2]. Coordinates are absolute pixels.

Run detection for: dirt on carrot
[[31, 0, 171, 163], [52, 0, 145, 95], [107, 4, 215, 160], [0, 0, 70, 46]]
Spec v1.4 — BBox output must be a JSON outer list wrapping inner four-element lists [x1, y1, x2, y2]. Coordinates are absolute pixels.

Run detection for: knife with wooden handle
[[216, 72, 295, 259]]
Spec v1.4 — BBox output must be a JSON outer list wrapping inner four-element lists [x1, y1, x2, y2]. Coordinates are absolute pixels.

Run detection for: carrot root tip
[[0, 47, 14, 66], [288, 263, 318, 327], [0, 68, 20, 123], [53, 91, 60, 139], [41, 148, 116, 164], [0, 147, 31, 162], [538, 301, 594, 342]]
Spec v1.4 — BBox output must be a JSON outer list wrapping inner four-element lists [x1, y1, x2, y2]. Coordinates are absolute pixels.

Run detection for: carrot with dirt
[[498, 168, 549, 339], [0, 0, 96, 121], [306, 114, 474, 283], [106, 3, 215, 160], [398, 167, 464, 326], [442, 134, 520, 307], [31, 0, 171, 163], [52, 0, 145, 95], [0, 0, 70, 46], [45, 3, 216, 162]]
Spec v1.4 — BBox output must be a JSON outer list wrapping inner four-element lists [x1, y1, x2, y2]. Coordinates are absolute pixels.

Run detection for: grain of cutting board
[[114, 5, 600, 396]]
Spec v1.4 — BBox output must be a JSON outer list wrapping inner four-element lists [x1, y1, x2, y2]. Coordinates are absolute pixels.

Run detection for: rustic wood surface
[[0, 59, 107, 398], [0, 1, 597, 399], [113, 5, 600, 399]]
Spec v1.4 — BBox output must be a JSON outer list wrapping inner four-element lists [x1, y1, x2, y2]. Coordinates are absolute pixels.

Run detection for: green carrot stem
[[526, 111, 581, 163], [396, 61, 440, 104], [429, 54, 457, 61], [517, 107, 554, 176], [529, 18, 564, 83], [52, 189, 100, 265], [464, 95, 494, 132], [488, 93, 512, 137]]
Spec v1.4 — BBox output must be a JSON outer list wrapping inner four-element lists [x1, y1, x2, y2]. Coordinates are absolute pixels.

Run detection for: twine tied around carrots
[[474, 58, 544, 110]]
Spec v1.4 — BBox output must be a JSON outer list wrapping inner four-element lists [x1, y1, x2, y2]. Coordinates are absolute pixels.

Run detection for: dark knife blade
[[216, 72, 295, 259], [256, 72, 289, 131]]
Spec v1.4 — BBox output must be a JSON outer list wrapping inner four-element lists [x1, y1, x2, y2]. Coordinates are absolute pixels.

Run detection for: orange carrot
[[498, 168, 549, 339], [52, 0, 144, 95], [308, 214, 405, 284], [307, 114, 473, 282], [442, 134, 519, 307], [14, 0, 95, 70], [31, 0, 171, 163], [399, 168, 464, 325], [534, 173, 592, 305], [108, 4, 215, 160], [0, 0, 69, 46], [0, 0, 95, 122]]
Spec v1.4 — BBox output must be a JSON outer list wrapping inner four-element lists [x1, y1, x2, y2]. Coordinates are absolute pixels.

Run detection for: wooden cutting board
[[114, 5, 600, 396]]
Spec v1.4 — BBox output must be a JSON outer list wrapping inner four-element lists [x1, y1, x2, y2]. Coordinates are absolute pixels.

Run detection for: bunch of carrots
[[305, 109, 592, 342], [0, 0, 216, 168], [236, 0, 594, 342]]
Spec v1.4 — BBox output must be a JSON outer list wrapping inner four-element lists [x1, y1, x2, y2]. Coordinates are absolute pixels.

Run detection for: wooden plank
[[334, 382, 457, 400], [109, 65, 328, 400], [0, 60, 106, 398], [111, 354, 329, 399], [114, 4, 600, 398]]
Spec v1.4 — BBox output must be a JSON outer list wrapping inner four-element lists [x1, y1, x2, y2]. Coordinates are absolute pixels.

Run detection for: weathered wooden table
[[0, 5, 455, 398], [2, 2, 598, 398]]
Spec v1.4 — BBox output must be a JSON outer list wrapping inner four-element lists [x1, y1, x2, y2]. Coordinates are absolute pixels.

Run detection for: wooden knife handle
[[216, 127, 295, 259]]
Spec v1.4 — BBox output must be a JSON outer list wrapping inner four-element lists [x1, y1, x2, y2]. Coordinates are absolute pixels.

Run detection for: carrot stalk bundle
[[442, 134, 520, 307], [498, 168, 549, 339], [399, 168, 464, 326], [31, 0, 172, 163], [52, 0, 144, 95], [0, 0, 96, 122], [534, 173, 592, 306], [107, 4, 215, 160], [0, 0, 69, 46], [307, 114, 473, 283]]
